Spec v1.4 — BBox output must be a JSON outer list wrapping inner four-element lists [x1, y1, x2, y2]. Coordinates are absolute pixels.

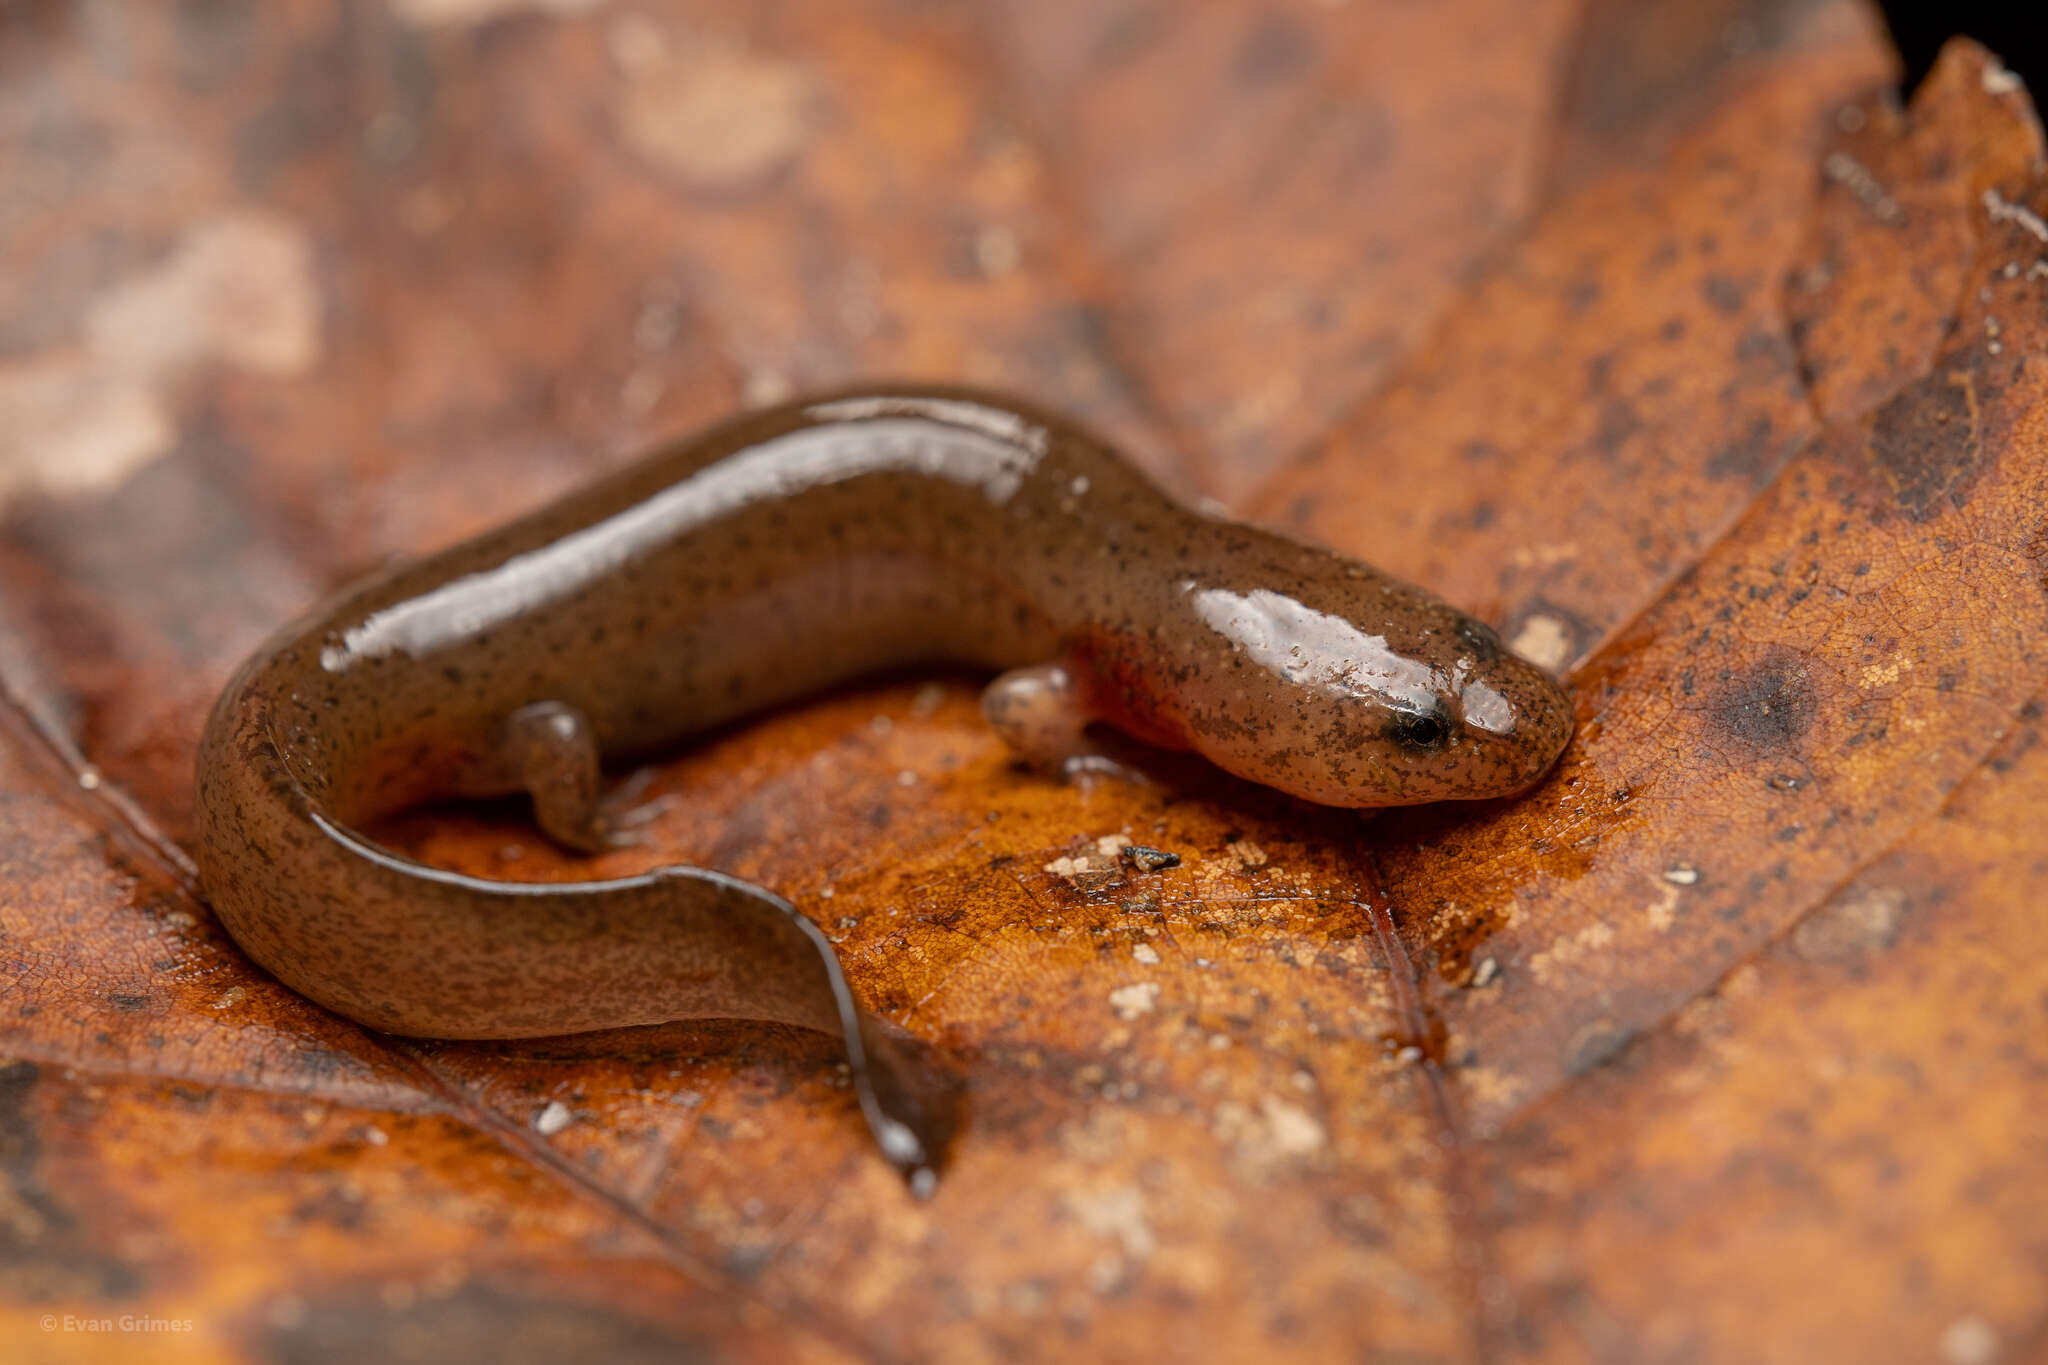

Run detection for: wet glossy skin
[[193, 388, 1573, 1186]]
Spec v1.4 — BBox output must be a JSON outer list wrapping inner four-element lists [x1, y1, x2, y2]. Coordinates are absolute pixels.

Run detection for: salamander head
[[1136, 568, 1574, 808]]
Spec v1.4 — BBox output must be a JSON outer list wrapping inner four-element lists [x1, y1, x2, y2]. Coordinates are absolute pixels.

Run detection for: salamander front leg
[[981, 663, 1147, 787], [500, 700, 642, 854]]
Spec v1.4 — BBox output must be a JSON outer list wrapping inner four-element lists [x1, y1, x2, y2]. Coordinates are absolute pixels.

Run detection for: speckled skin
[[193, 388, 1573, 1182]]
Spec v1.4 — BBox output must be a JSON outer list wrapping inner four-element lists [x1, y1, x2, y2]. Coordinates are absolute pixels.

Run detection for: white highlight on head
[[1188, 586, 1441, 709], [1459, 680, 1517, 735]]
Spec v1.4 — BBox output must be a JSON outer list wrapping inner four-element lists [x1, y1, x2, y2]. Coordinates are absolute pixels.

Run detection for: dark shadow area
[[1880, 0, 2048, 99]]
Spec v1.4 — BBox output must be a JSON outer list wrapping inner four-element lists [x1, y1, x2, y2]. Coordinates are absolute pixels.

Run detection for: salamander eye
[[1389, 705, 1452, 752]]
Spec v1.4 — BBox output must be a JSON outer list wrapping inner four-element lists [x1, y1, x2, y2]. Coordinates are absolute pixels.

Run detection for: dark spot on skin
[[1734, 328, 1783, 364], [107, 992, 150, 1010], [1867, 367, 1982, 522], [1707, 650, 1817, 752], [1702, 273, 1747, 313]]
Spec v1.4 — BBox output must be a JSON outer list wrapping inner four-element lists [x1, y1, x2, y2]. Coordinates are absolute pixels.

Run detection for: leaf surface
[[2, 3, 2043, 1362]]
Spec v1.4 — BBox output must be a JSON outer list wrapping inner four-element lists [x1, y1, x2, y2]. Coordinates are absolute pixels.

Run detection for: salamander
[[193, 388, 1574, 1188]]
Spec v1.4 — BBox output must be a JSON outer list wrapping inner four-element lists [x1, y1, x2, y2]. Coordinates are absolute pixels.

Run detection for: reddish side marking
[[1065, 631, 1191, 753]]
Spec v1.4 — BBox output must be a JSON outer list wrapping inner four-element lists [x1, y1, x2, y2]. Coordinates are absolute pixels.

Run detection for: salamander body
[[194, 389, 1574, 1184]]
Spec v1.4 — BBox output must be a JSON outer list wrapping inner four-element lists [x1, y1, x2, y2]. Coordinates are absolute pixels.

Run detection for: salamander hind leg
[[499, 700, 644, 854], [981, 663, 1148, 787]]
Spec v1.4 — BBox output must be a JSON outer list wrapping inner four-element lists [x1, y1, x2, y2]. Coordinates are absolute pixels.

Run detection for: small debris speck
[[1119, 844, 1181, 872], [534, 1101, 573, 1136], [1132, 943, 1161, 965], [1663, 865, 1700, 885], [1940, 1314, 2000, 1365], [1471, 957, 1499, 988], [1822, 152, 1901, 224], [1982, 60, 2023, 96], [1509, 613, 1571, 671], [1109, 982, 1160, 1019], [1984, 188, 2048, 244], [974, 225, 1021, 277]]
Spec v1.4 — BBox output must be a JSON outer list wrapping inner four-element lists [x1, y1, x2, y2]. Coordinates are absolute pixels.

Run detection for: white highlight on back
[[322, 417, 1042, 671], [804, 395, 1050, 457]]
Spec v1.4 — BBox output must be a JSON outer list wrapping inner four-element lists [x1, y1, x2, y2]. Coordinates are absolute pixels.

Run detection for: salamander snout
[[1383, 617, 1576, 803], [1159, 576, 1575, 808]]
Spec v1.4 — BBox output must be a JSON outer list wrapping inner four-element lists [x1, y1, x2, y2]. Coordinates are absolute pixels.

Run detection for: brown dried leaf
[[3, 3, 2044, 1362]]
